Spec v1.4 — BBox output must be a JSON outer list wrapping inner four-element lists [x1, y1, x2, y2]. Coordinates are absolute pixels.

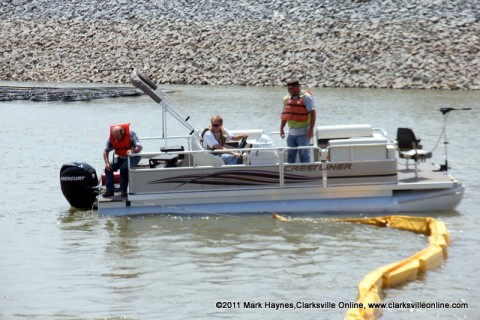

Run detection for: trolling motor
[[438, 107, 472, 171]]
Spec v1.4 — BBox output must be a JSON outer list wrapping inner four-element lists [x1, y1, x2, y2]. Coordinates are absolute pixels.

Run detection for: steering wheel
[[238, 137, 248, 149]]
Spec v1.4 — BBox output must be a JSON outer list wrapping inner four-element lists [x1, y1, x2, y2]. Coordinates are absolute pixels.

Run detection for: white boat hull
[[98, 181, 464, 216]]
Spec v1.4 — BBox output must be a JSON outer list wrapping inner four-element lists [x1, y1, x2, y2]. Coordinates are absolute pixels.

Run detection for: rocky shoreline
[[1, 0, 479, 89]]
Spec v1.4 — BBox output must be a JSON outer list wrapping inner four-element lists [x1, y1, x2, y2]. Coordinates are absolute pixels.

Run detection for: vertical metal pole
[[322, 148, 328, 188], [443, 114, 449, 171], [162, 103, 168, 147], [439, 113, 449, 172], [279, 149, 285, 187]]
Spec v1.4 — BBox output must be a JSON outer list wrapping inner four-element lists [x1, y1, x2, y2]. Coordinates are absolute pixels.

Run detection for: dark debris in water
[[0, 85, 143, 102]]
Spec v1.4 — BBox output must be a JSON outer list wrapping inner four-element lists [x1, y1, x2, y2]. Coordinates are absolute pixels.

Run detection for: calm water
[[1, 81, 479, 319]]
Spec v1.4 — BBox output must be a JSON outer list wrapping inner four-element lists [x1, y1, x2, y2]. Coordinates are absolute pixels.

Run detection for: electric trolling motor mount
[[440, 107, 472, 115], [438, 107, 472, 171]]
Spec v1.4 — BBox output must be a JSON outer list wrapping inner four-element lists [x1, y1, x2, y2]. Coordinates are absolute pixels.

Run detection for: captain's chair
[[396, 128, 432, 176], [190, 133, 224, 167]]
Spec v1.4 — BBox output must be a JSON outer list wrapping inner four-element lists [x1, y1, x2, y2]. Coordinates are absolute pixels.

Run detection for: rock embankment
[[1, 0, 479, 89]]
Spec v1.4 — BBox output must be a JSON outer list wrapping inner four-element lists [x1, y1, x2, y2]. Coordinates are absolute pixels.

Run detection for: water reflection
[[59, 208, 99, 230], [54, 202, 467, 318]]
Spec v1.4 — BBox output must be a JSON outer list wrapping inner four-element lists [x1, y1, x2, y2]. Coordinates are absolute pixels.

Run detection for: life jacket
[[109, 123, 131, 157], [200, 127, 226, 150], [281, 90, 312, 128]]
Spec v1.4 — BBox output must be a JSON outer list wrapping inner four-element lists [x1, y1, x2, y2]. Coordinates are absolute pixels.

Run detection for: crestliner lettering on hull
[[284, 163, 352, 172], [60, 176, 86, 181]]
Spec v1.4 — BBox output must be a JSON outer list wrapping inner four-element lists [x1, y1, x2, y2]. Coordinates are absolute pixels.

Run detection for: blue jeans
[[287, 135, 311, 163], [221, 154, 239, 165], [105, 156, 141, 191]]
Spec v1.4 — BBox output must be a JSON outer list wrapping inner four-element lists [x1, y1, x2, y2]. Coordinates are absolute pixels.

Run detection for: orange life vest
[[281, 90, 311, 122], [109, 123, 131, 157]]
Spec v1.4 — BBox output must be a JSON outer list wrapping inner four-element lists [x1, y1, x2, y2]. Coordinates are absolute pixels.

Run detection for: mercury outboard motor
[[60, 162, 99, 209]]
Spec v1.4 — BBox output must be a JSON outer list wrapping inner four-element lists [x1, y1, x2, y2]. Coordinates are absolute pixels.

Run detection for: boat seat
[[396, 127, 432, 178], [396, 128, 432, 162], [328, 137, 387, 146], [328, 137, 389, 161], [190, 133, 224, 167], [316, 124, 372, 147]]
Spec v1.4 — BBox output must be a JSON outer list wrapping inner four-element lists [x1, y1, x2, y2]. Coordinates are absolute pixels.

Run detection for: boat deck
[[397, 162, 455, 184]]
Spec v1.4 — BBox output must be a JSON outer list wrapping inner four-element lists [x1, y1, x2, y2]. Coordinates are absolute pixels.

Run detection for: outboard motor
[[60, 162, 99, 209]]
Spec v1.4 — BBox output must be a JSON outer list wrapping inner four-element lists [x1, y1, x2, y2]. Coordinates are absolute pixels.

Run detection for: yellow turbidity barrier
[[272, 214, 451, 320]]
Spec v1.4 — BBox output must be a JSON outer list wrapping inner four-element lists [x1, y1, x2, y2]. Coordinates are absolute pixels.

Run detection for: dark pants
[[105, 156, 141, 191]]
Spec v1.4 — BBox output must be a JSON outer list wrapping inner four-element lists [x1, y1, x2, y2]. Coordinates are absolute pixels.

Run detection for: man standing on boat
[[103, 123, 142, 197], [201, 115, 248, 165], [280, 79, 316, 163]]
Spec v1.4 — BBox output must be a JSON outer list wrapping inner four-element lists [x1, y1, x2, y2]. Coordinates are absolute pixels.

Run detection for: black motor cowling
[[60, 162, 99, 209]]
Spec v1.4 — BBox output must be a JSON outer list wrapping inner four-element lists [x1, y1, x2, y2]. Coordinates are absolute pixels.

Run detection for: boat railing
[[276, 145, 324, 187], [127, 134, 394, 189], [139, 135, 192, 141], [127, 142, 324, 187]]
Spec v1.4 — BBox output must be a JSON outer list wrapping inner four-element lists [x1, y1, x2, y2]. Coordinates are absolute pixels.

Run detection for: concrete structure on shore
[[1, 0, 478, 89]]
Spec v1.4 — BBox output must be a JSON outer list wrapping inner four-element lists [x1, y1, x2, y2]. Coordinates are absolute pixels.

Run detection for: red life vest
[[281, 90, 311, 122], [109, 123, 131, 157]]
